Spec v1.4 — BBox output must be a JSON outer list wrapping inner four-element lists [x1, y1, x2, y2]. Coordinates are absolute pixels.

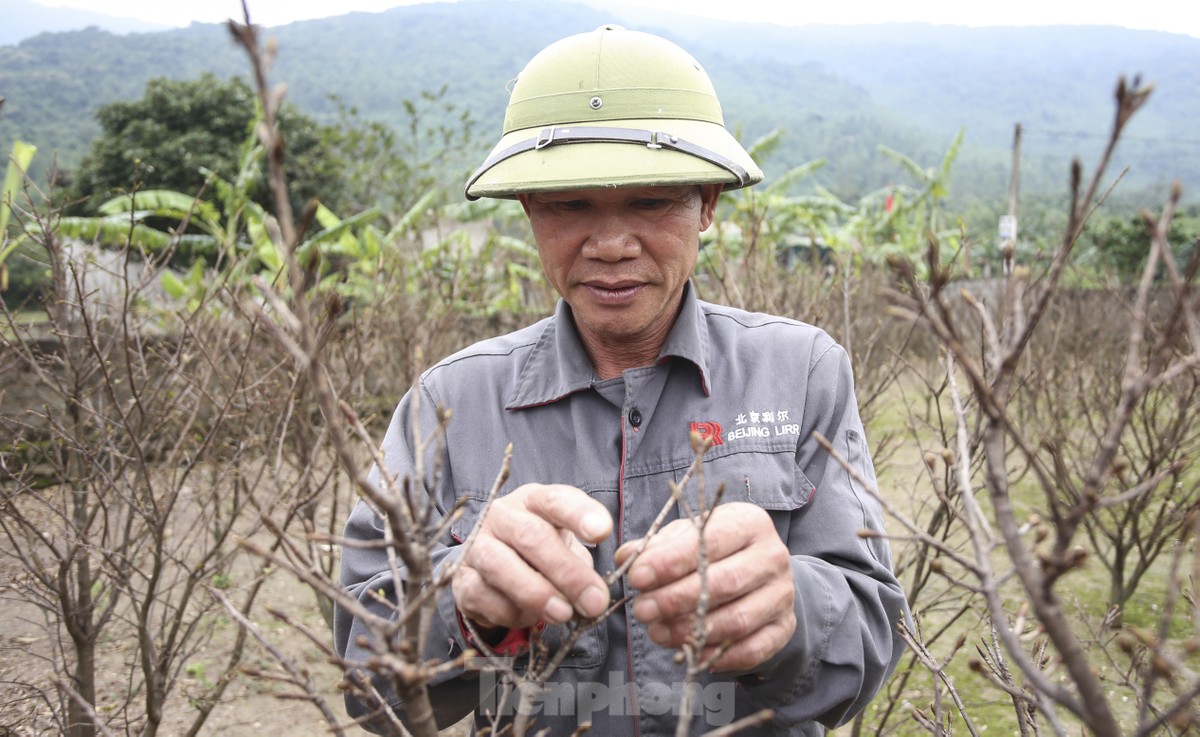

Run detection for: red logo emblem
[[689, 421, 724, 446]]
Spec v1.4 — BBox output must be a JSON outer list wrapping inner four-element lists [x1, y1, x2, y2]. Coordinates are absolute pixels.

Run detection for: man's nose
[[584, 216, 640, 262]]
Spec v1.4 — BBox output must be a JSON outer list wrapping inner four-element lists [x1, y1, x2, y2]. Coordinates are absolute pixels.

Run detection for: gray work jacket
[[335, 284, 908, 736]]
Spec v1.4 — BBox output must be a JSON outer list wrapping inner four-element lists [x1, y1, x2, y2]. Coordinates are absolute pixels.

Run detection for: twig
[[700, 709, 773, 737], [211, 588, 347, 735], [897, 620, 981, 737]]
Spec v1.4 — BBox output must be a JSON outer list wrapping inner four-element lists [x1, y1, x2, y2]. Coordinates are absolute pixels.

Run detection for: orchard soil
[[0, 515, 474, 737]]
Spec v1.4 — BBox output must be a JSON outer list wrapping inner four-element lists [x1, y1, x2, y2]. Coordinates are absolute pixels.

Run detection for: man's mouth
[[582, 281, 644, 303]]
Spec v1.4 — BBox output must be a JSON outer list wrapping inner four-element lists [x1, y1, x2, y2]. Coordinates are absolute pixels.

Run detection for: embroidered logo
[[726, 408, 801, 442], [689, 421, 724, 446]]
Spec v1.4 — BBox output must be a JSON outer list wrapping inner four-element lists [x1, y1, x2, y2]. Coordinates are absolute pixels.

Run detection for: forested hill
[[3, 0, 1198, 206], [1, 0, 167, 45]]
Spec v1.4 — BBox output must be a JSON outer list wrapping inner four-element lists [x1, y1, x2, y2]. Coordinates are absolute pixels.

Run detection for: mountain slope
[[3, 0, 169, 45], [1, 0, 1196, 205]]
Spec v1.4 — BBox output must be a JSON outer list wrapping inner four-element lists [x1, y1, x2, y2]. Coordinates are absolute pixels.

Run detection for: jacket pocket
[[701, 440, 816, 512]]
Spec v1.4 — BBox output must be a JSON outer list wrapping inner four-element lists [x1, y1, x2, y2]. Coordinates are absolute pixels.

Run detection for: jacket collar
[[506, 282, 711, 409]]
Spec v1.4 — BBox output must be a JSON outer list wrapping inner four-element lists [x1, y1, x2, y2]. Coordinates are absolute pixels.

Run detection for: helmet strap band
[[465, 125, 752, 199]]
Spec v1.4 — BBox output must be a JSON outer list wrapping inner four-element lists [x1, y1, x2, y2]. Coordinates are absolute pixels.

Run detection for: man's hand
[[453, 484, 613, 631], [614, 502, 796, 672]]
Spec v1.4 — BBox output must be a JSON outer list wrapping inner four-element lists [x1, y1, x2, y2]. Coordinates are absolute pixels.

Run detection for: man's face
[[520, 184, 721, 358]]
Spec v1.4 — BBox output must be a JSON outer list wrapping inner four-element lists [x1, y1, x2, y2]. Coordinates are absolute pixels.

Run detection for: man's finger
[[487, 507, 610, 619], [461, 532, 576, 624], [701, 612, 796, 672], [631, 544, 780, 623], [643, 570, 794, 649], [625, 506, 764, 590], [614, 517, 692, 566], [471, 484, 613, 620], [453, 565, 534, 630], [522, 484, 613, 544]]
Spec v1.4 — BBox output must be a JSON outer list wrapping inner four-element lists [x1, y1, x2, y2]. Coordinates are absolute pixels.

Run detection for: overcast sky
[[25, 0, 1200, 39]]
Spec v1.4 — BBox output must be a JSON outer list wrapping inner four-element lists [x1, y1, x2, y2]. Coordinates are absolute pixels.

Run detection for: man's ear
[[517, 193, 532, 217], [698, 184, 722, 232]]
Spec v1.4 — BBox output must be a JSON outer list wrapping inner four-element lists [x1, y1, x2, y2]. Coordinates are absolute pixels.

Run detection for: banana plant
[[877, 128, 965, 238], [0, 140, 38, 291], [813, 130, 968, 278], [28, 145, 255, 275], [47, 132, 390, 304], [53, 188, 226, 255], [706, 127, 838, 258], [880, 131, 963, 221], [412, 195, 545, 317]]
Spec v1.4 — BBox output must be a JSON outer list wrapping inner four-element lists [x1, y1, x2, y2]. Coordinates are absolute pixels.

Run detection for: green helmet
[[465, 25, 764, 200]]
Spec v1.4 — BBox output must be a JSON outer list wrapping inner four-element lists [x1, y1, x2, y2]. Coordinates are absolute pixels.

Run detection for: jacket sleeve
[[333, 379, 486, 732], [737, 340, 909, 728]]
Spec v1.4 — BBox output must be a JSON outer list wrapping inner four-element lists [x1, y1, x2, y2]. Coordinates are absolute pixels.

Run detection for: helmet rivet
[[589, 96, 603, 110]]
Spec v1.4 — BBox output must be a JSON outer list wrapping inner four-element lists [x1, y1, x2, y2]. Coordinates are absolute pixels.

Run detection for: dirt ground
[[0, 549, 474, 737], [0, 471, 464, 737]]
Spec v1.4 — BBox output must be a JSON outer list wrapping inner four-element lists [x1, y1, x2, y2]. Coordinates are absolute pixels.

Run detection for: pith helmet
[[465, 25, 764, 200]]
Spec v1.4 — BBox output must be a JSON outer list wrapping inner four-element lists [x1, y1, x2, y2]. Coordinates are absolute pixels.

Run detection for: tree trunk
[[1108, 548, 1127, 629], [67, 636, 97, 737]]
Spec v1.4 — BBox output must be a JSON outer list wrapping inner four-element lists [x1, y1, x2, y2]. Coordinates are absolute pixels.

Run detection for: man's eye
[[632, 199, 666, 210], [553, 200, 588, 211]]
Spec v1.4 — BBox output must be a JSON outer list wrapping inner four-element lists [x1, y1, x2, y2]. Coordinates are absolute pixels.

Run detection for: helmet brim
[[465, 118, 764, 200]]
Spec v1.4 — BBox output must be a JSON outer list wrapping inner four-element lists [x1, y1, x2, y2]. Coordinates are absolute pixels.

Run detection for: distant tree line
[[4, 5, 1197, 217], [3, 53, 1196, 309], [64, 74, 341, 217]]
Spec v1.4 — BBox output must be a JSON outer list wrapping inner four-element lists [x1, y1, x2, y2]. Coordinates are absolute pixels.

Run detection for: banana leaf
[[98, 190, 222, 225], [0, 141, 38, 266]]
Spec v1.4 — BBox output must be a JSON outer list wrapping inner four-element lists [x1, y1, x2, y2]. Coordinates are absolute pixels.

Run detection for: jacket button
[[628, 408, 642, 427]]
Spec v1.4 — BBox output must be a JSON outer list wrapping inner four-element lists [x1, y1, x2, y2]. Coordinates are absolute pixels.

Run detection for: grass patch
[[859, 358, 1200, 734], [0, 306, 49, 338]]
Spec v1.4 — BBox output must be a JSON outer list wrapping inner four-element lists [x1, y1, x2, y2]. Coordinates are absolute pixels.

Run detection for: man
[[335, 25, 907, 736]]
